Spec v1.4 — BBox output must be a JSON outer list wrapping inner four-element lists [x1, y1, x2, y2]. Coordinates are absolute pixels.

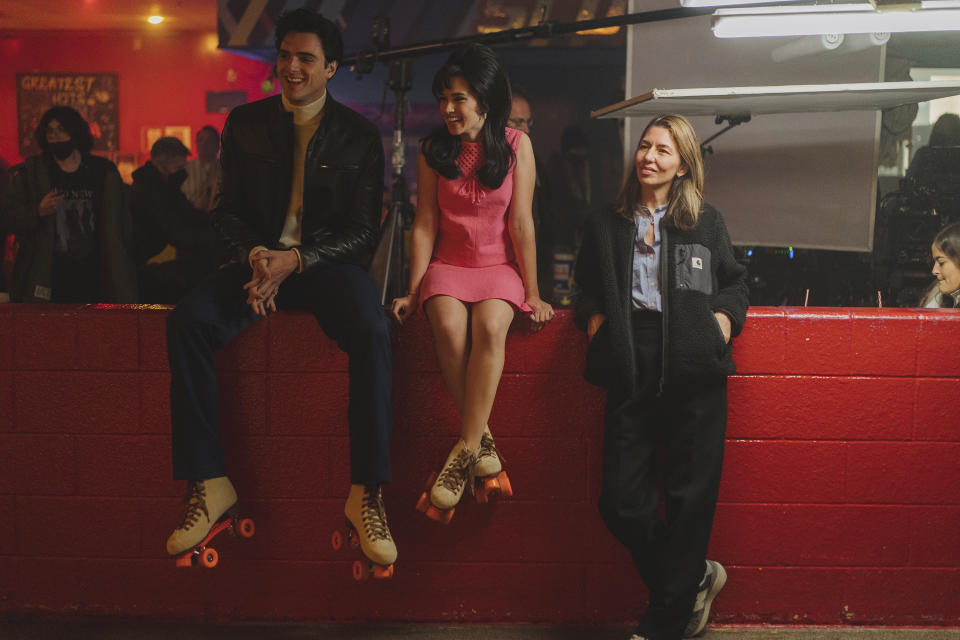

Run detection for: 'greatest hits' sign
[[16, 73, 118, 157]]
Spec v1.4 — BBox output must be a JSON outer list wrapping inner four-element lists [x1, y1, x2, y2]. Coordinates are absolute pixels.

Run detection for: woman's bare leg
[[424, 295, 470, 413], [461, 298, 514, 451]]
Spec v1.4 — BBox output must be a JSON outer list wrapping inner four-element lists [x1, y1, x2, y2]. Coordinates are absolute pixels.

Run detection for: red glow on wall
[[0, 306, 957, 625], [0, 37, 22, 57], [0, 30, 271, 166]]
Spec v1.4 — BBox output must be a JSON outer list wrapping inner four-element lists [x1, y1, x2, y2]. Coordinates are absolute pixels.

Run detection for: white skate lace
[[177, 482, 209, 531], [437, 448, 476, 494], [361, 487, 393, 543]]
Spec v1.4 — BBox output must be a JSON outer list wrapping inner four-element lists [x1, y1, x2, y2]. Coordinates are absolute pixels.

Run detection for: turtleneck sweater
[[278, 91, 326, 248]]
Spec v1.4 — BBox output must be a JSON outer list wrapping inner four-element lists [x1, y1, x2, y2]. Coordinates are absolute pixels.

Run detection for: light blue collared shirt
[[632, 204, 667, 311]]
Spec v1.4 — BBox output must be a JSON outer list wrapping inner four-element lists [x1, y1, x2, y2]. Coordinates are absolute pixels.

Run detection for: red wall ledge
[[0, 305, 957, 626]]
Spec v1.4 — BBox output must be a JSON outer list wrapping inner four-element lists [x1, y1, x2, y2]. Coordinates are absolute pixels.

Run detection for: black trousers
[[599, 311, 727, 640], [166, 260, 392, 485]]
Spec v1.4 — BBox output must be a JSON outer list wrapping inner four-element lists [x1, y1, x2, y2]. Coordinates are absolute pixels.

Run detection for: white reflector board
[[591, 81, 960, 119]]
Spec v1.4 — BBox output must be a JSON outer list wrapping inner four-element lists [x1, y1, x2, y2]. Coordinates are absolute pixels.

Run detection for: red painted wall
[[0, 305, 958, 625], [0, 30, 272, 166]]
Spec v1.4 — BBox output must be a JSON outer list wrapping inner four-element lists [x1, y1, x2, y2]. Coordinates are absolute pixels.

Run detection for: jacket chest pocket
[[313, 163, 360, 191], [674, 243, 712, 295], [316, 163, 361, 173]]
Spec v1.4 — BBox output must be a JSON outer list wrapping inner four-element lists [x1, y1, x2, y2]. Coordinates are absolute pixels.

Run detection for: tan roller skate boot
[[166, 476, 238, 556], [475, 425, 502, 477], [416, 439, 476, 523], [474, 426, 513, 503], [342, 484, 397, 580]]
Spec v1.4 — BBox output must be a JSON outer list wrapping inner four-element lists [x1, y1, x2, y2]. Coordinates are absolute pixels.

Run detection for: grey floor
[[1, 620, 958, 640]]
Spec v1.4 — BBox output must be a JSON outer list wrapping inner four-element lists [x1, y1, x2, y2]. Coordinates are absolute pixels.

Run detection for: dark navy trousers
[[166, 261, 392, 485], [599, 311, 727, 640]]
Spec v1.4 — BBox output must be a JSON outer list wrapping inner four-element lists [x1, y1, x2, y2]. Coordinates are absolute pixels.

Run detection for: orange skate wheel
[[343, 523, 360, 548], [238, 518, 255, 538], [415, 491, 431, 513], [352, 559, 368, 581], [331, 529, 343, 551], [175, 553, 194, 568], [200, 547, 219, 568], [425, 504, 454, 524], [372, 564, 394, 579], [498, 471, 513, 497], [475, 484, 489, 504]]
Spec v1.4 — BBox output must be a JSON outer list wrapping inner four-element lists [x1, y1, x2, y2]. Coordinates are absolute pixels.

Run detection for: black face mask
[[168, 169, 188, 188], [48, 139, 76, 160]]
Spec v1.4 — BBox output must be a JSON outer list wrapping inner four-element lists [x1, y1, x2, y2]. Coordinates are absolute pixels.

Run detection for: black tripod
[[378, 58, 416, 305]]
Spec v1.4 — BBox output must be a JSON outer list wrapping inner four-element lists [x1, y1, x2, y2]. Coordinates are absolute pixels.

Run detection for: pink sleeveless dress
[[419, 127, 532, 313]]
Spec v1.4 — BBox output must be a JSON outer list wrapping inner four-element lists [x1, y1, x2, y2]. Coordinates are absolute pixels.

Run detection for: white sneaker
[[683, 559, 727, 637]]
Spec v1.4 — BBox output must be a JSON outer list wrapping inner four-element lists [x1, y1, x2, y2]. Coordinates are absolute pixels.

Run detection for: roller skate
[[333, 484, 396, 581], [474, 425, 513, 504], [167, 476, 255, 568], [416, 439, 476, 524]]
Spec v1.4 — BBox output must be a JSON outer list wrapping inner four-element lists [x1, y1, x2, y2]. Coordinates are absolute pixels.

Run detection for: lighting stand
[[701, 113, 751, 155], [378, 58, 415, 305]]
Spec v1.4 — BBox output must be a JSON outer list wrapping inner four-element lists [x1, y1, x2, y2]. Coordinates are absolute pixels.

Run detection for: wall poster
[[16, 73, 119, 158]]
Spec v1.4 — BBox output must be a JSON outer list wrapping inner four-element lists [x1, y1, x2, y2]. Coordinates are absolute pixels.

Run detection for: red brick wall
[[0, 304, 957, 625]]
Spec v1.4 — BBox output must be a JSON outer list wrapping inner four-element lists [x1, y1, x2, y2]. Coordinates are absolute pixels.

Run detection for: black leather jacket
[[213, 94, 385, 271]]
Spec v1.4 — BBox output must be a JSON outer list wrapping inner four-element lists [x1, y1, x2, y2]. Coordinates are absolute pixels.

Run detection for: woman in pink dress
[[391, 43, 554, 521]]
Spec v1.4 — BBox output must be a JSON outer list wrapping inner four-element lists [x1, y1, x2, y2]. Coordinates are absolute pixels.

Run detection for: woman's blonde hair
[[616, 114, 704, 230]]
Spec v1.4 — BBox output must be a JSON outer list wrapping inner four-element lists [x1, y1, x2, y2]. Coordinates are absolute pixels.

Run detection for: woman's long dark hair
[[421, 43, 514, 190], [921, 222, 960, 307], [934, 221, 960, 267]]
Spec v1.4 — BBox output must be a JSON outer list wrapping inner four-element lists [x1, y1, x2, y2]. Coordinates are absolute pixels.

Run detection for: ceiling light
[[712, 4, 960, 37], [148, 15, 164, 25]]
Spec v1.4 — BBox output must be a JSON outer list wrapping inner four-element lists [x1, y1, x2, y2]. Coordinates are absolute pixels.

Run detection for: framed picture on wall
[[163, 126, 192, 151], [16, 73, 119, 158], [141, 126, 192, 155]]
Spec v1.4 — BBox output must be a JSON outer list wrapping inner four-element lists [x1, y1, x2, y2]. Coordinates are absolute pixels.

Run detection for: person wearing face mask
[[131, 136, 226, 303], [0, 106, 136, 302], [920, 222, 960, 308]]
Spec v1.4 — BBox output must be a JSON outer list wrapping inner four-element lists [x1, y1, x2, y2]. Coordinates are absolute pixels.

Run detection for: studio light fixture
[[680, 0, 809, 6], [683, 0, 954, 5], [147, 15, 164, 25], [709, 1, 960, 37]]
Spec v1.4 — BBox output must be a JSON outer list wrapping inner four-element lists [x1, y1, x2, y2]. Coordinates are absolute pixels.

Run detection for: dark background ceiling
[[1, 1, 958, 69]]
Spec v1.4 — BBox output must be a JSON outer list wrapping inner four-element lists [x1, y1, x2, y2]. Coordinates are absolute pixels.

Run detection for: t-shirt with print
[[48, 157, 104, 302]]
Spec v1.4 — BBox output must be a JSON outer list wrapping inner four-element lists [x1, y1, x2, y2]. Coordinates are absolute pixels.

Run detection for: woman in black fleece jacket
[[574, 115, 748, 640]]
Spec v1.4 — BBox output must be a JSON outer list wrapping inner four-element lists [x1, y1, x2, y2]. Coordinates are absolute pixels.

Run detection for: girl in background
[[920, 222, 960, 308]]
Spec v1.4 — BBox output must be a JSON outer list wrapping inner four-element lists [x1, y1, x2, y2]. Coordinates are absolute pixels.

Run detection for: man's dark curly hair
[[274, 8, 343, 66], [34, 106, 94, 155]]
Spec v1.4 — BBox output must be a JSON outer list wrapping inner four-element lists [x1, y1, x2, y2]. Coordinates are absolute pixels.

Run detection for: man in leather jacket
[[164, 8, 397, 574]]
